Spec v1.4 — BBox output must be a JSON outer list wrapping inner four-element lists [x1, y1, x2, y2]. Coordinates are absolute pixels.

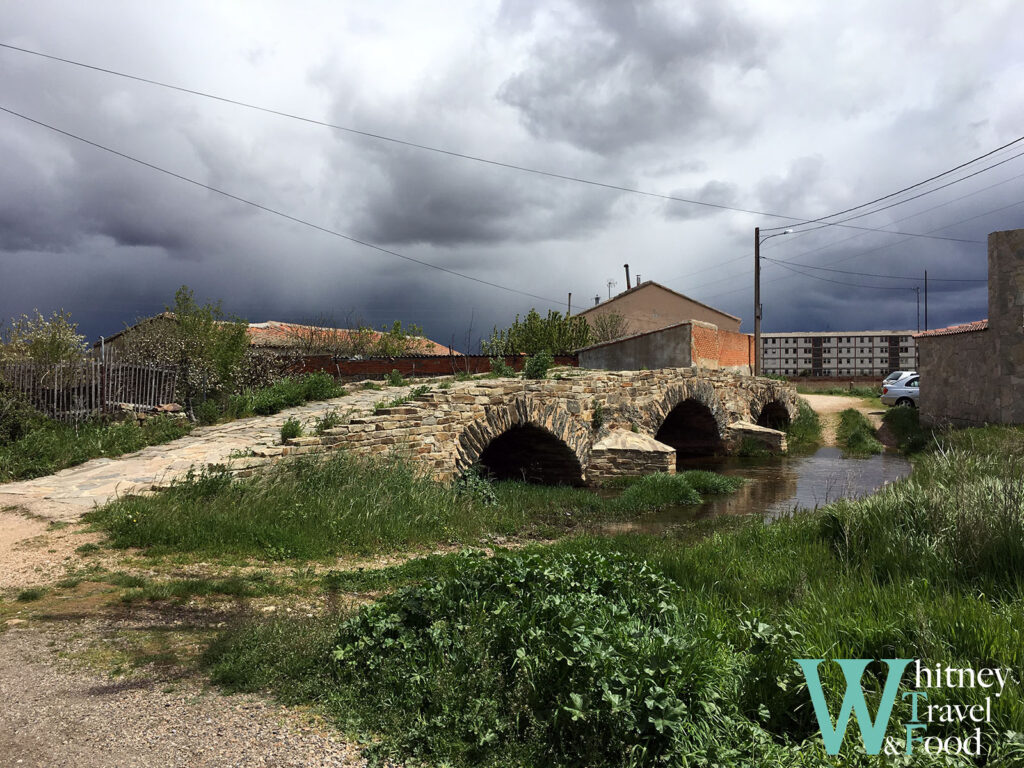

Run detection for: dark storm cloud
[[495, 0, 766, 155], [347, 147, 617, 246], [663, 180, 739, 220]]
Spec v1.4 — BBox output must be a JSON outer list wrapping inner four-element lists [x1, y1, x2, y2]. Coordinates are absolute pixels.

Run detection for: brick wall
[[291, 354, 578, 381], [690, 322, 754, 373]]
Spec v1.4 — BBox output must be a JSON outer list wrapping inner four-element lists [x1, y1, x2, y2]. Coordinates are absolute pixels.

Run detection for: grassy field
[[194, 425, 1024, 767]]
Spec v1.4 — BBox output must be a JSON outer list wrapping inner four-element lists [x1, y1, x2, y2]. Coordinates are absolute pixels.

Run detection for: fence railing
[[0, 357, 178, 423]]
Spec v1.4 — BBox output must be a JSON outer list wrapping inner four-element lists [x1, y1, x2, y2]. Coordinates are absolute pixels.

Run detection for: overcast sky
[[2, 0, 1023, 350]]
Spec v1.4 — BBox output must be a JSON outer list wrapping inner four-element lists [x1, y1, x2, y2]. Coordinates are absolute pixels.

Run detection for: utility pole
[[567, 292, 572, 316], [754, 227, 761, 376], [924, 270, 928, 331], [916, 286, 920, 332]]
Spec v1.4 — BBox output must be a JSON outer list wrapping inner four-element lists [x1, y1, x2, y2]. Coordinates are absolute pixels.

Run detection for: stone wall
[[281, 368, 798, 484], [917, 229, 1024, 427]]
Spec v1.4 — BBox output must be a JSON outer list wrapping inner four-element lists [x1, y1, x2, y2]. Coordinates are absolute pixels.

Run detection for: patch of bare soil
[[0, 508, 105, 590], [800, 394, 885, 447]]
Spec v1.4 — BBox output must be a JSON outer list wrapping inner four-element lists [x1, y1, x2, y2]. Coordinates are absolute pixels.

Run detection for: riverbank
[[3, 417, 1019, 766]]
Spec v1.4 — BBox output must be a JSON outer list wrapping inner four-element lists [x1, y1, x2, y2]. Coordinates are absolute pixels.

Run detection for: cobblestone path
[[0, 383, 418, 522]]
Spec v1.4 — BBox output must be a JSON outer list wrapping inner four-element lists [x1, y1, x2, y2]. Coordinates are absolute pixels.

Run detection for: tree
[[480, 309, 591, 356], [590, 311, 632, 343], [0, 309, 87, 365], [120, 286, 250, 401]]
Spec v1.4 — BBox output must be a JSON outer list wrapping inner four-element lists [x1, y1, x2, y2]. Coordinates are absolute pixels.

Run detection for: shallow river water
[[616, 447, 912, 533]]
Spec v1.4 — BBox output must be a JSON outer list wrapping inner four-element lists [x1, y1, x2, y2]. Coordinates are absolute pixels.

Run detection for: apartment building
[[760, 331, 918, 377]]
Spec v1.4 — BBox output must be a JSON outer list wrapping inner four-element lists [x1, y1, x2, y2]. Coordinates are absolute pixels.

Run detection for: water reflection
[[615, 446, 912, 533]]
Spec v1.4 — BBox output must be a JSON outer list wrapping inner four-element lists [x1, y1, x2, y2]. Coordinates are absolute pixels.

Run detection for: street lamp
[[753, 227, 793, 376]]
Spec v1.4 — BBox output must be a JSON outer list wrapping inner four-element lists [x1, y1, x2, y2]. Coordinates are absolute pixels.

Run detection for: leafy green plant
[[0, 308, 87, 365], [15, 586, 47, 602], [0, 381, 47, 445], [591, 399, 604, 430], [524, 349, 554, 380], [387, 369, 406, 387], [488, 357, 516, 378], [314, 409, 344, 434], [280, 417, 303, 443], [193, 399, 221, 426]]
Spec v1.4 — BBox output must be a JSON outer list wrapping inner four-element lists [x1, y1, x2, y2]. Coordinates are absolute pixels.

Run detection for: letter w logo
[[795, 658, 911, 755]]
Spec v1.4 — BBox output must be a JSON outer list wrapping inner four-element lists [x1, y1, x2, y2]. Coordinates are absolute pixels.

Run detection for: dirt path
[[0, 383, 424, 523], [0, 625, 367, 767], [800, 393, 885, 446]]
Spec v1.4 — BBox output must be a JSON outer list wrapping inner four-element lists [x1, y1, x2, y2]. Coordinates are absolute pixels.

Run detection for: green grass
[[836, 409, 883, 455], [786, 399, 822, 451], [15, 587, 47, 602], [224, 373, 347, 419], [0, 415, 193, 483], [881, 406, 930, 452], [796, 385, 880, 398], [203, 426, 1024, 767], [86, 457, 745, 561]]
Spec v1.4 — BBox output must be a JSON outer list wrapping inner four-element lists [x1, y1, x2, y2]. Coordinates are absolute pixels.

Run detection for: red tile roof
[[914, 319, 988, 338], [246, 321, 456, 355]]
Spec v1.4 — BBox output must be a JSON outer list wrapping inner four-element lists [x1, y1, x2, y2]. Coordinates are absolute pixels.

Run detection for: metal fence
[[0, 356, 178, 423]]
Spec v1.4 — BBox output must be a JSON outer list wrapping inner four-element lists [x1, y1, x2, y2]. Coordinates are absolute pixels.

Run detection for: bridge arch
[[749, 388, 799, 430], [455, 398, 590, 485], [647, 383, 728, 460]]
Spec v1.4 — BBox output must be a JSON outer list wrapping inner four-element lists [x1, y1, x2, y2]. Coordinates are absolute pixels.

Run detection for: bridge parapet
[[283, 368, 799, 483]]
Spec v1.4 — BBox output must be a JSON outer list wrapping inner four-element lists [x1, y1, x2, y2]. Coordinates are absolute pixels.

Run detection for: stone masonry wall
[[284, 368, 798, 483], [918, 229, 1024, 427]]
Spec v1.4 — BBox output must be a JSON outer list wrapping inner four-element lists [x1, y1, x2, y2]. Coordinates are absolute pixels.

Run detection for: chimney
[[636, 273, 641, 287], [623, 264, 630, 289], [594, 295, 600, 306]]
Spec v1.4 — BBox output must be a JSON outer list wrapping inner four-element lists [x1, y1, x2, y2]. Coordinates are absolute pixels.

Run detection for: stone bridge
[[283, 368, 799, 485]]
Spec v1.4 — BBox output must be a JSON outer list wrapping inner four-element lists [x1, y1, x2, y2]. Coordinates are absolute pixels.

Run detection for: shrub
[[193, 399, 221, 426], [0, 308, 86, 365], [301, 372, 344, 401], [328, 550, 745, 767], [0, 381, 48, 445], [488, 357, 516, 378], [590, 399, 604, 430], [590, 311, 632, 343], [524, 349, 554, 380], [387, 369, 406, 387], [280, 417, 303, 443]]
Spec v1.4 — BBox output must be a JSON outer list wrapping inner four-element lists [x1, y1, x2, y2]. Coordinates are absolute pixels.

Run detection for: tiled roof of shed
[[914, 319, 988, 338]]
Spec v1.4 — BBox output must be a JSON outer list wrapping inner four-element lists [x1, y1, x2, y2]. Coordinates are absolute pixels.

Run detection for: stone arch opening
[[655, 398, 724, 460], [475, 424, 584, 486], [755, 400, 791, 430]]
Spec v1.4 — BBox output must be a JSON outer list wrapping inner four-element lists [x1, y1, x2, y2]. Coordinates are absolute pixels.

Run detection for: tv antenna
[[606, 278, 617, 299]]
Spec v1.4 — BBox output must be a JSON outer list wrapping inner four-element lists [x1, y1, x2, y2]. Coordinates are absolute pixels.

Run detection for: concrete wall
[[578, 282, 742, 334], [577, 321, 753, 374], [578, 322, 692, 371], [918, 229, 1024, 426]]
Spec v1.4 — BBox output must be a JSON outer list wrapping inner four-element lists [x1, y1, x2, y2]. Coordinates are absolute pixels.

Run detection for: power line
[[0, 41, 985, 243], [761, 134, 1024, 232], [761, 257, 986, 282], [768, 260, 916, 291], [783, 147, 1024, 236], [0, 104, 564, 306]]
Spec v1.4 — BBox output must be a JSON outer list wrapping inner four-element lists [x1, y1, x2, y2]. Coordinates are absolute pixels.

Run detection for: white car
[[883, 370, 916, 385], [881, 372, 919, 407]]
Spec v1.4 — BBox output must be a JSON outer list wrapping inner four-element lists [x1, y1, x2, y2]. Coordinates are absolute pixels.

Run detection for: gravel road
[[0, 626, 368, 768]]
